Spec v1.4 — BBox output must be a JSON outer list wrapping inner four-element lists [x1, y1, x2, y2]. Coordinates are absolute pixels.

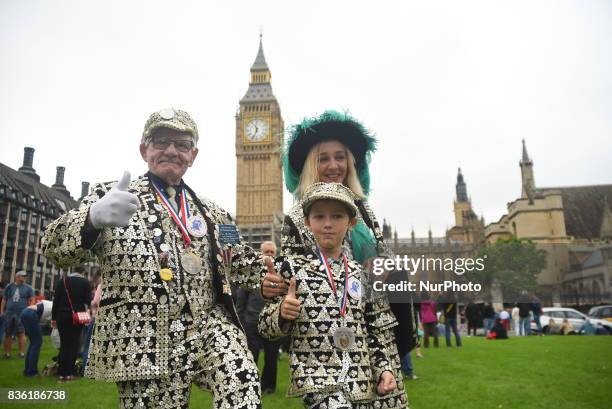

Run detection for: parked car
[[588, 305, 612, 323], [531, 307, 612, 334]]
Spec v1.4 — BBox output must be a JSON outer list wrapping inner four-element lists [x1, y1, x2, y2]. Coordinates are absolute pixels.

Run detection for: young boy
[[258, 182, 397, 408]]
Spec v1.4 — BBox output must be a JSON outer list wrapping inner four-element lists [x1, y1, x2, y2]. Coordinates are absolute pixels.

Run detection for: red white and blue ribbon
[[151, 182, 192, 246], [221, 247, 233, 267], [180, 188, 189, 225], [317, 248, 349, 318]]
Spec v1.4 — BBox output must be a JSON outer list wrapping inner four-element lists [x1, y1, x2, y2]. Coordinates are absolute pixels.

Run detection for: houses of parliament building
[[384, 141, 612, 306]]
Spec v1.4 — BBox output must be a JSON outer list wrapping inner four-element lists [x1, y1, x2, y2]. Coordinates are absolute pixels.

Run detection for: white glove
[[89, 171, 139, 228]]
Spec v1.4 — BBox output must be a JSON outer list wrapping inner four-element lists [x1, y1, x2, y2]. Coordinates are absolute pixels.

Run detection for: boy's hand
[[280, 278, 300, 320], [377, 371, 397, 395]]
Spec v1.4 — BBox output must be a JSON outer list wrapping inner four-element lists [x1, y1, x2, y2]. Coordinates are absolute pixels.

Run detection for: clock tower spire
[[251, 33, 269, 74], [235, 35, 284, 247]]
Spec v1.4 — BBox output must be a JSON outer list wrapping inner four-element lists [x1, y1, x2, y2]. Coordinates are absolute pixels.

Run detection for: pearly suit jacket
[[42, 174, 263, 381]]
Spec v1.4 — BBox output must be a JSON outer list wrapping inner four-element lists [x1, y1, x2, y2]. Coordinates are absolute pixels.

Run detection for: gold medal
[[181, 251, 202, 274], [159, 268, 173, 281]]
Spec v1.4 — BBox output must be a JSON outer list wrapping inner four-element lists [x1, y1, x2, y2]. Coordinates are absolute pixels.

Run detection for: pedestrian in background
[[516, 292, 532, 336], [20, 299, 52, 376], [465, 302, 480, 336], [1, 271, 34, 358], [531, 294, 543, 335], [236, 241, 280, 394], [440, 292, 462, 347], [482, 302, 495, 336], [511, 306, 520, 336], [52, 268, 91, 382], [398, 298, 420, 380], [420, 296, 438, 348], [499, 308, 510, 331]]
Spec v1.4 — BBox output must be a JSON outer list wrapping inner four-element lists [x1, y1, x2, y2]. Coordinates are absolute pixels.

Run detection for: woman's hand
[[261, 256, 288, 298], [377, 371, 397, 395]]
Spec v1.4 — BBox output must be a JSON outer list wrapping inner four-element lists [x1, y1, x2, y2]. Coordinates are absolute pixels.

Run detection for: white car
[[531, 307, 612, 334]]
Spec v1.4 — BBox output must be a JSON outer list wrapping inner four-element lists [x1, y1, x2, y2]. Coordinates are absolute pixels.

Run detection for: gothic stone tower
[[235, 36, 284, 248], [447, 168, 484, 244]]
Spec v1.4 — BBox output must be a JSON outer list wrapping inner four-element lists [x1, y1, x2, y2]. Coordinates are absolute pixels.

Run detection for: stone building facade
[[485, 140, 612, 305], [0, 147, 91, 296]]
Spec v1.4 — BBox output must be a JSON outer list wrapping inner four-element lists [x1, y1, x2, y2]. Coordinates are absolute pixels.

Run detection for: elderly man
[[43, 108, 269, 409], [2, 270, 34, 359]]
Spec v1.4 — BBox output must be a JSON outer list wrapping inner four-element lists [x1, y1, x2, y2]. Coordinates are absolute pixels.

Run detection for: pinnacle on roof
[[456, 167, 469, 202], [251, 33, 269, 71], [521, 139, 532, 164]]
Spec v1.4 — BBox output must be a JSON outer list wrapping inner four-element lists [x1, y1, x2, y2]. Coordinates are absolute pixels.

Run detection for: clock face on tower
[[245, 118, 269, 142]]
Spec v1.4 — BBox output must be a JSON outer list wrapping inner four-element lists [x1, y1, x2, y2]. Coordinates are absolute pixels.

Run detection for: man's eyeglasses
[[148, 138, 194, 152]]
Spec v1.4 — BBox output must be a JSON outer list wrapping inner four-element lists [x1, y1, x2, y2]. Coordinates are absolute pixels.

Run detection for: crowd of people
[[0, 268, 98, 379], [461, 295, 541, 338]]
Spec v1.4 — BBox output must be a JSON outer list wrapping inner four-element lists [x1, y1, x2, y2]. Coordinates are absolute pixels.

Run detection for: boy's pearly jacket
[[258, 252, 396, 401]]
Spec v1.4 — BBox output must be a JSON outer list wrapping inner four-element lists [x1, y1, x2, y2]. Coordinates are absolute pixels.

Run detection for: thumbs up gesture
[[89, 171, 140, 228], [261, 256, 288, 298], [280, 278, 301, 321]]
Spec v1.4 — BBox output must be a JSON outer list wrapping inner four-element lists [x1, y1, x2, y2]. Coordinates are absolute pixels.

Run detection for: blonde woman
[[281, 111, 376, 261]]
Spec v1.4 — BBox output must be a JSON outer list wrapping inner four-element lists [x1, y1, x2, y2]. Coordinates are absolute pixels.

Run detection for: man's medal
[[181, 251, 202, 275], [152, 182, 203, 276]]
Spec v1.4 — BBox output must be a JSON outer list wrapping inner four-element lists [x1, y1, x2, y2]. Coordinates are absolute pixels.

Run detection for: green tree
[[474, 237, 547, 301]]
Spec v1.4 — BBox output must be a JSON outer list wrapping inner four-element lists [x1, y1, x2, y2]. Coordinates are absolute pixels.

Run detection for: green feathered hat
[[283, 110, 377, 195]]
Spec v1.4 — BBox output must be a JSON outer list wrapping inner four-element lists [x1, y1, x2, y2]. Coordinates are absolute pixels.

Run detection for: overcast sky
[[1, 0, 610, 237]]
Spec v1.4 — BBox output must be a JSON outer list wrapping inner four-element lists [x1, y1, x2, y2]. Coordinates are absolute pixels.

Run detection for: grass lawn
[[0, 335, 610, 408]]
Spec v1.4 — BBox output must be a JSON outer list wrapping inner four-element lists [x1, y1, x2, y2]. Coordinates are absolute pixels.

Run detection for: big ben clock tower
[[235, 35, 284, 247]]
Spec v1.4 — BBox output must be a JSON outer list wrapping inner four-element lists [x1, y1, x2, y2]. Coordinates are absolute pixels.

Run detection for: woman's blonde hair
[[295, 142, 365, 199]]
